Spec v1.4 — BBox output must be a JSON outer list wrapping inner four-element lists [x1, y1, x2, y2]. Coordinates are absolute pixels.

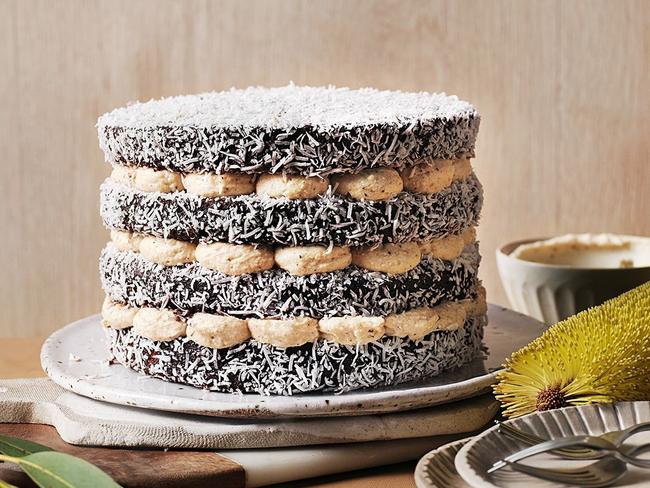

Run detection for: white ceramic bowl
[[497, 236, 650, 324]]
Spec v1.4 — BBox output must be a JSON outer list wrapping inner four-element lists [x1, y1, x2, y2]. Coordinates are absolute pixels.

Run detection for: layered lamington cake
[[97, 85, 485, 395]]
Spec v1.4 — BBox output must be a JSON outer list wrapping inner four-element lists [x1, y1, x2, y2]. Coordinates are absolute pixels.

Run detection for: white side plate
[[42, 304, 545, 418], [456, 401, 650, 487], [415, 438, 472, 488]]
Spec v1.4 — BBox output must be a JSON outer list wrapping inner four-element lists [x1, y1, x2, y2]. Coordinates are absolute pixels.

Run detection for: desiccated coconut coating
[[100, 175, 482, 247], [107, 314, 486, 395], [100, 244, 481, 319], [97, 85, 480, 177]]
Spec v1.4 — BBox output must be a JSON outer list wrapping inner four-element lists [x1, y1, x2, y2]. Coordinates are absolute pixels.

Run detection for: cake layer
[[100, 244, 481, 319], [107, 314, 486, 394], [101, 174, 482, 247], [98, 86, 479, 177]]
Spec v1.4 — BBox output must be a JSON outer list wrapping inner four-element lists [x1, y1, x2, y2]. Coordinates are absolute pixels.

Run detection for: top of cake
[[98, 85, 477, 129], [97, 85, 480, 176]]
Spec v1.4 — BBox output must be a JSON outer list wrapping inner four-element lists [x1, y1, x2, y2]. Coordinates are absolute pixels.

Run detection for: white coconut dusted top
[[98, 85, 477, 130], [98, 85, 480, 176]]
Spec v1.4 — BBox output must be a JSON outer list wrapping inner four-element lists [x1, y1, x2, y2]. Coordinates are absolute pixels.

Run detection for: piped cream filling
[[110, 229, 143, 253], [109, 230, 477, 275], [351, 243, 422, 274], [195, 242, 275, 275], [102, 290, 487, 348], [134, 167, 184, 193], [319, 316, 385, 345], [331, 168, 404, 201], [248, 317, 319, 348], [256, 174, 330, 199], [274, 246, 352, 276], [139, 236, 196, 266], [101, 297, 137, 329], [400, 159, 454, 194], [182, 172, 255, 197], [109, 158, 473, 201], [418, 234, 465, 261], [132, 307, 186, 342], [187, 314, 250, 349]]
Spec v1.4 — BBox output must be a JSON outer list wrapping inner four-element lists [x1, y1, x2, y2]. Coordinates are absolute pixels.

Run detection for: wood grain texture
[[0, 424, 245, 488], [0, 0, 648, 336]]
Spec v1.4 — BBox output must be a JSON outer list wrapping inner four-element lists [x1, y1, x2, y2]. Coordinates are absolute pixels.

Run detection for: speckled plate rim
[[41, 305, 545, 419], [455, 401, 650, 488], [415, 437, 473, 488]]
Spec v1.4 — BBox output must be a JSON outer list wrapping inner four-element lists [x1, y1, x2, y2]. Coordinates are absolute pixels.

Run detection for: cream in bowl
[[512, 234, 650, 269], [497, 234, 650, 324]]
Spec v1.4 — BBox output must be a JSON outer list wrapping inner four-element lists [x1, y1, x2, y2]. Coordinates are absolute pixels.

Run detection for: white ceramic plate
[[456, 401, 650, 487], [41, 304, 545, 418], [415, 437, 473, 488]]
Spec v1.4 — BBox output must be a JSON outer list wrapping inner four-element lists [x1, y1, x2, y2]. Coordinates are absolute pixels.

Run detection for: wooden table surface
[[0, 337, 417, 488]]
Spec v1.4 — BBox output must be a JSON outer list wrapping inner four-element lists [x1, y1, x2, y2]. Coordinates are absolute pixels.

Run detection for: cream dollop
[[110, 230, 143, 253], [274, 246, 351, 275], [182, 172, 254, 197], [464, 286, 488, 317], [433, 301, 467, 331], [195, 242, 274, 275], [256, 174, 329, 199], [461, 227, 477, 245], [419, 234, 465, 260], [248, 317, 319, 348], [110, 165, 136, 185], [383, 296, 481, 340], [332, 168, 403, 201], [453, 159, 473, 180], [101, 297, 137, 329], [139, 237, 196, 266], [318, 316, 385, 345], [351, 243, 421, 274], [384, 307, 441, 340], [400, 159, 454, 194], [134, 167, 184, 193], [186, 313, 251, 349], [133, 307, 186, 341]]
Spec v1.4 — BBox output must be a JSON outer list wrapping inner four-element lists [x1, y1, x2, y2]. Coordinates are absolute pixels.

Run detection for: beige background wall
[[1, 0, 648, 337]]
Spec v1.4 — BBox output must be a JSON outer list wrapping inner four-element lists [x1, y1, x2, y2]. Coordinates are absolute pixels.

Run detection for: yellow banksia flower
[[494, 281, 650, 418]]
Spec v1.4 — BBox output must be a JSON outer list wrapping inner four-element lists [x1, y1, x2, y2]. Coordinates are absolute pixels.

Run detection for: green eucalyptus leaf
[[0, 435, 53, 457], [17, 451, 121, 488], [0, 480, 19, 488]]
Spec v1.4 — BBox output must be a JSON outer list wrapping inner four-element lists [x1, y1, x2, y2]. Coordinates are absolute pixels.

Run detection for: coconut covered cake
[[97, 85, 486, 395]]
